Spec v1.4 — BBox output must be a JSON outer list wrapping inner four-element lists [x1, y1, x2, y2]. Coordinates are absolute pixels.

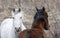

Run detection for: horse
[[18, 7, 50, 38], [1, 8, 26, 38]]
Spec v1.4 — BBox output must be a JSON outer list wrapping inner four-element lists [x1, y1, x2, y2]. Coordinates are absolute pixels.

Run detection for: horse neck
[[32, 21, 44, 31]]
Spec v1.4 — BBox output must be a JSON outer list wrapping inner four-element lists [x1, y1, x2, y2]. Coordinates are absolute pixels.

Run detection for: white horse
[[1, 8, 26, 38]]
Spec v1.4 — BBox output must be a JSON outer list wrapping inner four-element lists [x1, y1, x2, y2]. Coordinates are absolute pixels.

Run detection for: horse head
[[33, 7, 50, 30], [11, 8, 23, 32]]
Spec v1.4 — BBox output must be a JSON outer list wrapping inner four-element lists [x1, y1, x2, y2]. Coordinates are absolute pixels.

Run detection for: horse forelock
[[25, 29, 44, 38], [34, 9, 45, 20]]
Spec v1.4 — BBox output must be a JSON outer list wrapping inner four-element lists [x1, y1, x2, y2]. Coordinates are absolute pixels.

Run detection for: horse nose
[[15, 28, 20, 32], [17, 29, 19, 32]]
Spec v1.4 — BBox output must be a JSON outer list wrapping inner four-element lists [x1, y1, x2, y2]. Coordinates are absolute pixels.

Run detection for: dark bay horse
[[18, 7, 50, 38]]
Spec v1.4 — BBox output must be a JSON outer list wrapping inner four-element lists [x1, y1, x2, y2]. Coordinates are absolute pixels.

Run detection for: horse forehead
[[15, 8, 19, 11], [14, 12, 23, 17]]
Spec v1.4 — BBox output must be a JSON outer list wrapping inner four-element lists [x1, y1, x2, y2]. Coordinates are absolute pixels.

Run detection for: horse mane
[[26, 28, 44, 38], [26, 29, 32, 38]]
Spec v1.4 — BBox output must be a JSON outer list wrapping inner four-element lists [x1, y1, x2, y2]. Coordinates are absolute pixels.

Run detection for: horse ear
[[42, 7, 45, 11], [18, 8, 21, 12], [36, 7, 38, 11]]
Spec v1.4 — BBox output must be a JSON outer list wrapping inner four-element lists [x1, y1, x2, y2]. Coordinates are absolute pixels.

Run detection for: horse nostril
[[17, 29, 19, 32]]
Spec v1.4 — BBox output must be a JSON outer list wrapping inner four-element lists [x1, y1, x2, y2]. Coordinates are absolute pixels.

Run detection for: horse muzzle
[[15, 27, 20, 32]]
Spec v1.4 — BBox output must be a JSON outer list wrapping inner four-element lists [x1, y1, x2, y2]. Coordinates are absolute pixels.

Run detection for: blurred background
[[0, 0, 60, 38]]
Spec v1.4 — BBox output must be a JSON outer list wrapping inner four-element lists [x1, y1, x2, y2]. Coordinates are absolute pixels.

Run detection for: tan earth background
[[0, 0, 60, 38]]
